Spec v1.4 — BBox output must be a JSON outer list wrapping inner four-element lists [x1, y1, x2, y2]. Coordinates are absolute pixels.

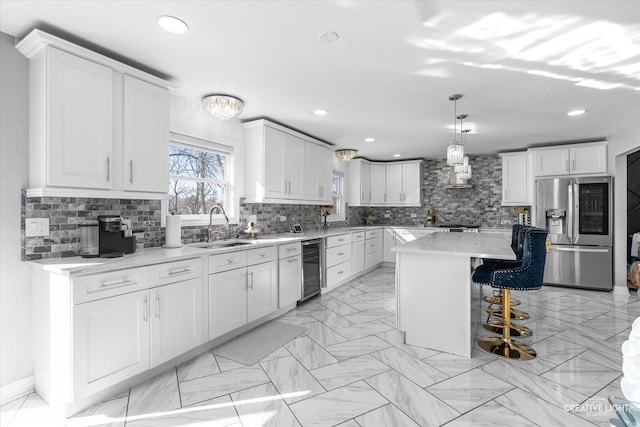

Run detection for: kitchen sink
[[188, 240, 260, 249]]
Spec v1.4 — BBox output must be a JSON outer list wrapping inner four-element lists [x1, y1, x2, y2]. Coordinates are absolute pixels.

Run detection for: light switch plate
[[26, 218, 49, 237], [280, 216, 287, 222], [410, 213, 417, 218]]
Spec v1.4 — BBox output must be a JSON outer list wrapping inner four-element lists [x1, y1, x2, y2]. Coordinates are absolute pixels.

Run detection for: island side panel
[[396, 251, 472, 358]]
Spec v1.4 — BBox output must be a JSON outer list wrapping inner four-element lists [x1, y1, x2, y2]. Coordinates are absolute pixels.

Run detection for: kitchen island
[[392, 231, 514, 358]]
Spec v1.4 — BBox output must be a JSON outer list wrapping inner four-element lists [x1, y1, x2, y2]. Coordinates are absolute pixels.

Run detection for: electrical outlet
[[384, 213, 391, 218], [410, 213, 417, 218], [279, 216, 287, 222], [26, 218, 49, 237]]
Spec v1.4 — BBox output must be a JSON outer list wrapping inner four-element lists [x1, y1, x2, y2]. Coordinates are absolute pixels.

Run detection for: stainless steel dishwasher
[[300, 239, 322, 303]]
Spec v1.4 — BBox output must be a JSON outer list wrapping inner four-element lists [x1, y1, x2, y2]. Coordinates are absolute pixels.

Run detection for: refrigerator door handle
[[550, 246, 610, 253], [567, 183, 574, 240]]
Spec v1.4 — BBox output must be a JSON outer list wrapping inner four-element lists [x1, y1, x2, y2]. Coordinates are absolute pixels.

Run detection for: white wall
[[609, 117, 640, 294], [0, 32, 32, 391]]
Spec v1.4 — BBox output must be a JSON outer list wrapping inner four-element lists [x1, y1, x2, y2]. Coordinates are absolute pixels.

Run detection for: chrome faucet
[[208, 205, 229, 242]]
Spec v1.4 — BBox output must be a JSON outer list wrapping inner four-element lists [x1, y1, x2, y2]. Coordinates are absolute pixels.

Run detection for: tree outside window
[[169, 144, 227, 215]]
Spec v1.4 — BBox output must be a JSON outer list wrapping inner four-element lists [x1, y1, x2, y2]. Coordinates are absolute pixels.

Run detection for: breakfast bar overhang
[[392, 232, 515, 358]]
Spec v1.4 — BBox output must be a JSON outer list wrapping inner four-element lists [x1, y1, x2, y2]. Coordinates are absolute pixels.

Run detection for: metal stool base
[[487, 307, 530, 320], [483, 321, 532, 337], [483, 295, 521, 306], [478, 337, 536, 360]]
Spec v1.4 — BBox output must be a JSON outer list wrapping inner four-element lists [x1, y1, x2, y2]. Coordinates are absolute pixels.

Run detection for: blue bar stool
[[473, 227, 549, 360]]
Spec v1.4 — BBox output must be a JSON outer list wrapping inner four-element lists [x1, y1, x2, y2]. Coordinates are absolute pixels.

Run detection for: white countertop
[[28, 226, 385, 276], [392, 231, 515, 259]]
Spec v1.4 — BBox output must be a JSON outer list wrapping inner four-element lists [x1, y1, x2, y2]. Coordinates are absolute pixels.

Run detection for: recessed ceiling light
[[393, 154, 401, 158], [313, 109, 329, 116], [365, 137, 375, 142], [318, 31, 339, 43], [157, 16, 189, 34], [567, 109, 587, 116]]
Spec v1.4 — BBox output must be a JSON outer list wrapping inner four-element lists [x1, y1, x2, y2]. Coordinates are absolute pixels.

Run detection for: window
[[165, 133, 233, 225], [327, 171, 345, 222]]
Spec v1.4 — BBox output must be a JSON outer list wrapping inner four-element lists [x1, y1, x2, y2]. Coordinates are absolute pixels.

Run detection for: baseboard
[[0, 375, 34, 404]]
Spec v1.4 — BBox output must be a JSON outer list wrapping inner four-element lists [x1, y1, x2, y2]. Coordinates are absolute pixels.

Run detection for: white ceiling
[[1, 0, 639, 161]]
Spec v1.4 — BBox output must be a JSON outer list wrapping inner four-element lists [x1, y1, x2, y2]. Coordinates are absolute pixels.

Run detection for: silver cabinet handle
[[337, 252, 344, 256], [168, 267, 190, 275], [155, 294, 160, 319], [227, 258, 234, 264], [337, 270, 344, 275], [260, 253, 267, 258], [284, 180, 287, 193], [249, 272, 254, 290], [287, 258, 297, 263], [572, 159, 576, 171], [106, 156, 111, 182], [143, 296, 148, 321], [338, 238, 344, 242], [565, 159, 570, 172], [100, 278, 132, 288], [286, 247, 296, 252], [129, 160, 134, 183]]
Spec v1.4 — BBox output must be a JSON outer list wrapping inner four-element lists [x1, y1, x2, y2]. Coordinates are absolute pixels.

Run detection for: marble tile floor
[[2, 266, 639, 427]]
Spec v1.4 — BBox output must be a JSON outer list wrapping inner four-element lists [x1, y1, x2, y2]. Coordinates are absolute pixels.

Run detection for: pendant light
[[455, 114, 469, 174], [446, 94, 464, 166], [456, 129, 473, 179]]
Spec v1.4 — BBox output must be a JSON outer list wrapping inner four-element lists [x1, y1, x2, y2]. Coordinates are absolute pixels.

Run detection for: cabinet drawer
[[209, 251, 247, 274], [326, 244, 351, 267], [326, 234, 351, 248], [246, 245, 276, 265], [365, 229, 382, 240], [149, 257, 202, 286], [73, 267, 149, 304], [365, 250, 383, 269], [352, 231, 365, 241], [365, 238, 381, 254], [326, 261, 352, 288], [278, 242, 301, 258]]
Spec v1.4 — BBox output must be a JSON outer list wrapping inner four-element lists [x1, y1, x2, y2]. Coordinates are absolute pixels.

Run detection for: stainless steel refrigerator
[[535, 176, 613, 290]]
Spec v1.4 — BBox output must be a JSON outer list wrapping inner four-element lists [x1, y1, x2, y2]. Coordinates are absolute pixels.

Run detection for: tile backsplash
[[22, 154, 521, 260]]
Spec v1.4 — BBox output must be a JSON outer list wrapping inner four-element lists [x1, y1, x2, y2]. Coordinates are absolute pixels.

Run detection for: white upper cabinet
[[533, 142, 607, 177], [500, 152, 532, 206], [17, 29, 175, 199], [370, 164, 387, 204], [123, 76, 169, 194], [347, 159, 421, 206], [35, 47, 114, 190], [243, 119, 333, 204]]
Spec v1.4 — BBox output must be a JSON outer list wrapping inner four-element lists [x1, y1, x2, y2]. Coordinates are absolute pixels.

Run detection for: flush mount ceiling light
[[335, 149, 358, 161], [319, 31, 339, 43], [157, 16, 189, 34], [393, 154, 402, 158], [365, 137, 375, 142], [313, 109, 329, 116], [446, 94, 464, 166], [202, 95, 244, 120], [568, 109, 587, 116]]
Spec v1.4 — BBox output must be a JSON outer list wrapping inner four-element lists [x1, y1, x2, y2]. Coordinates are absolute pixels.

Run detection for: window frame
[[162, 133, 235, 227], [326, 170, 345, 223]]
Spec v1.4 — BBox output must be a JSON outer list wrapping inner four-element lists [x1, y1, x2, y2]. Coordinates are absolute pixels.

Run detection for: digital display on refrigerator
[[578, 183, 609, 235]]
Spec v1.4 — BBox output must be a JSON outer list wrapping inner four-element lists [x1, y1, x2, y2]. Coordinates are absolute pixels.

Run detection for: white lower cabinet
[[209, 268, 248, 339], [73, 289, 149, 399], [208, 252, 278, 340], [150, 278, 203, 367], [351, 231, 365, 275], [364, 229, 383, 269], [279, 242, 302, 308]]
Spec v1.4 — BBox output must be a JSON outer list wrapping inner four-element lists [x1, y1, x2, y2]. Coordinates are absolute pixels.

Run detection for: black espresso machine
[[80, 215, 136, 258]]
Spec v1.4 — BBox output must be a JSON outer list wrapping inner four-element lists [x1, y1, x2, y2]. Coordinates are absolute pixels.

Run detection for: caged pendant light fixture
[[446, 94, 464, 166]]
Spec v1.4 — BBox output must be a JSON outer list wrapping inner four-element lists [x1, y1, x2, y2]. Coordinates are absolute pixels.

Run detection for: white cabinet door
[[150, 278, 203, 368], [386, 164, 403, 204], [209, 268, 247, 339], [73, 290, 149, 399], [571, 144, 607, 175], [370, 164, 386, 204], [285, 134, 306, 199], [123, 76, 169, 193], [319, 146, 334, 203], [361, 162, 372, 204], [402, 162, 421, 204], [351, 240, 365, 275], [278, 255, 301, 308], [534, 147, 570, 176], [247, 261, 278, 323], [264, 127, 287, 198], [383, 228, 397, 263], [304, 142, 320, 200], [501, 152, 530, 205], [47, 47, 113, 189]]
